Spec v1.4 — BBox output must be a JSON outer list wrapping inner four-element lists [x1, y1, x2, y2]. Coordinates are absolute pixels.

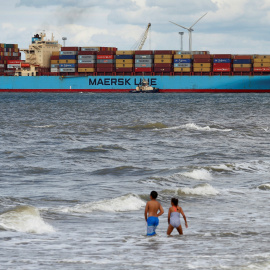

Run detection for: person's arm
[[168, 207, 171, 224], [144, 202, 149, 221], [179, 207, 188, 228], [158, 203, 164, 217]]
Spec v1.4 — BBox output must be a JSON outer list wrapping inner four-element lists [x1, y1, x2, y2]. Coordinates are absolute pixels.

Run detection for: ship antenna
[[62, 37, 67, 47]]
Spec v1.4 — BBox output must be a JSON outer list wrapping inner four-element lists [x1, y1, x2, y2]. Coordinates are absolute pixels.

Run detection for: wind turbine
[[169, 12, 208, 51]]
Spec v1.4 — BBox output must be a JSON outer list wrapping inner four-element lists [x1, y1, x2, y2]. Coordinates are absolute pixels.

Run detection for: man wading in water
[[144, 191, 164, 236]]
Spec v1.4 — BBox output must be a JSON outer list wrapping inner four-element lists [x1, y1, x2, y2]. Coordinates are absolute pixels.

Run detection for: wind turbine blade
[[190, 12, 208, 29], [169, 21, 190, 31]]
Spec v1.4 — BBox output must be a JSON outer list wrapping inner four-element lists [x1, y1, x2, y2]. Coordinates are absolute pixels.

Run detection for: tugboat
[[130, 78, 159, 93]]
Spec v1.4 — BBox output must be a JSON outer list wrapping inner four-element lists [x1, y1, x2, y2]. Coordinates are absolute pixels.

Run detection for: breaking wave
[[0, 206, 54, 234], [257, 183, 270, 190], [181, 123, 232, 132], [181, 168, 213, 181], [56, 194, 146, 214], [178, 183, 219, 196]]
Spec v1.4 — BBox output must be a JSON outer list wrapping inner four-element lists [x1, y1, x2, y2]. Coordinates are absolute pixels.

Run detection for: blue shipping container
[[213, 59, 231, 63], [174, 59, 192, 64], [115, 55, 133, 59], [59, 63, 76, 68], [233, 59, 252, 64], [59, 55, 77, 60]]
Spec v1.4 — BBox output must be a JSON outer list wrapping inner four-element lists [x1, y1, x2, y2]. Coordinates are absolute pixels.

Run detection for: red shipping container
[[193, 58, 211, 63], [21, 63, 30, 68], [213, 63, 231, 68], [61, 47, 79, 51], [97, 55, 114, 60], [7, 60, 23, 64], [96, 64, 114, 68], [154, 50, 174, 55], [213, 68, 231, 72], [97, 51, 115, 55], [135, 50, 153, 55], [96, 68, 114, 72], [213, 54, 232, 59], [233, 68, 251, 72], [154, 67, 171, 72], [135, 67, 152, 72], [78, 63, 95, 68], [51, 56, 59, 60], [154, 63, 171, 68], [193, 54, 211, 59], [254, 67, 270, 72], [78, 51, 97, 55], [116, 68, 133, 72], [234, 55, 253, 59]]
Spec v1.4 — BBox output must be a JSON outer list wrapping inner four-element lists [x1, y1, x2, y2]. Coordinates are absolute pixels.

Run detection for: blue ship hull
[[1, 75, 270, 92]]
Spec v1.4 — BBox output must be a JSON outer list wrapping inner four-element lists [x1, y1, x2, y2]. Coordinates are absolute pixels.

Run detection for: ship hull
[[1, 75, 270, 92]]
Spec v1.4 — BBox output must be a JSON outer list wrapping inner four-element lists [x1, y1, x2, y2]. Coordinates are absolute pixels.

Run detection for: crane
[[132, 23, 151, 50]]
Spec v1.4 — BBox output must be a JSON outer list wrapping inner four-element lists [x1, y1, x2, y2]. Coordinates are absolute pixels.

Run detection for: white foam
[[178, 183, 219, 196], [58, 194, 146, 214], [0, 205, 55, 234], [181, 169, 213, 181], [32, 125, 55, 128], [182, 123, 232, 132]]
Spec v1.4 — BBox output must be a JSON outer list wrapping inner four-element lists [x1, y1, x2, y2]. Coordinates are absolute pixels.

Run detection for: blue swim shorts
[[147, 216, 159, 236]]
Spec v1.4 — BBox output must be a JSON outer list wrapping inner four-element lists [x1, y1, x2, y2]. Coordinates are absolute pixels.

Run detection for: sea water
[[0, 93, 270, 270]]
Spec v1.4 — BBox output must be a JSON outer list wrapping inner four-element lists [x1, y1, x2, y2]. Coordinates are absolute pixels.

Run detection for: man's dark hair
[[150, 191, 158, 199], [171, 198, 178, 206]]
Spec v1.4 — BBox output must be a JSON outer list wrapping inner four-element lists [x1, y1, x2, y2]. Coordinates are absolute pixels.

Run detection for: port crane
[[132, 23, 151, 50]]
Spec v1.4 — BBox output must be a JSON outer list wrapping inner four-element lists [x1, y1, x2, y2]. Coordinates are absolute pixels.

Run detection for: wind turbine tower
[[170, 12, 208, 51]]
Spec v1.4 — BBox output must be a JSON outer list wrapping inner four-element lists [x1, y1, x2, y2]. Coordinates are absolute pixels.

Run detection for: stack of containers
[[50, 51, 60, 73], [115, 50, 134, 74], [253, 55, 270, 73], [97, 49, 115, 73], [78, 47, 98, 73], [193, 54, 211, 73], [212, 54, 232, 72], [134, 50, 153, 74], [173, 51, 192, 72], [1, 44, 21, 74], [233, 55, 252, 72], [154, 50, 173, 73], [0, 43, 5, 73], [59, 47, 79, 73]]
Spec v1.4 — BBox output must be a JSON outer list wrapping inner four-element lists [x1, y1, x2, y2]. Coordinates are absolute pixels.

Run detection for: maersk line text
[[89, 78, 157, 86]]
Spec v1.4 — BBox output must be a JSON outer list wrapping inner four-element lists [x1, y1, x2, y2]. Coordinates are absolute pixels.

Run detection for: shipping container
[[96, 64, 114, 68], [115, 55, 134, 59], [97, 51, 115, 55], [97, 59, 115, 64], [60, 51, 78, 55], [135, 67, 152, 72], [174, 63, 192, 68], [59, 55, 77, 60], [213, 68, 231, 72], [193, 54, 211, 59], [135, 50, 153, 55], [233, 68, 251, 72], [174, 67, 192, 72], [50, 68, 59, 73], [154, 50, 174, 55], [253, 63, 270, 67], [135, 59, 152, 64], [7, 60, 23, 64], [213, 58, 231, 63], [81, 47, 100, 51], [51, 56, 59, 60], [233, 59, 252, 64], [61, 47, 79, 51], [116, 68, 133, 72], [154, 67, 171, 72], [21, 63, 30, 68], [78, 68, 95, 72], [154, 59, 172, 64], [97, 55, 114, 60], [59, 68, 76, 72], [135, 55, 154, 59], [78, 63, 95, 68], [254, 55, 270, 59], [254, 58, 270, 63], [78, 59, 96, 64], [51, 64, 59, 68], [51, 60, 60, 64], [194, 63, 211, 68], [59, 63, 76, 68], [213, 63, 231, 68], [233, 64, 252, 68], [96, 68, 115, 72], [193, 58, 211, 63], [174, 59, 192, 63], [253, 67, 270, 72], [135, 64, 152, 68], [52, 51, 60, 56], [213, 54, 232, 59], [78, 51, 97, 55], [154, 55, 173, 59], [78, 55, 96, 60], [154, 63, 171, 68], [115, 63, 133, 68], [234, 55, 253, 59], [59, 60, 77, 64], [116, 50, 134, 55], [193, 68, 211, 72], [115, 59, 133, 64], [7, 64, 20, 69]]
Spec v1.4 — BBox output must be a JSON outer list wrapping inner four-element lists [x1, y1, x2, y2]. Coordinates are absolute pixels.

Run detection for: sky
[[1, 0, 270, 54]]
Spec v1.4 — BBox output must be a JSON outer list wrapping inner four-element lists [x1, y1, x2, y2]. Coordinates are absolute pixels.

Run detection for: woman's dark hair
[[150, 191, 158, 199], [171, 198, 178, 206]]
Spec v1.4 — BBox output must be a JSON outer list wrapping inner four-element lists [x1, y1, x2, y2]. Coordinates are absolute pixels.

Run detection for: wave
[[56, 194, 145, 214], [257, 183, 270, 190], [0, 205, 54, 234], [68, 144, 127, 154], [32, 124, 56, 128], [181, 168, 213, 181], [181, 123, 232, 132], [117, 122, 168, 130]]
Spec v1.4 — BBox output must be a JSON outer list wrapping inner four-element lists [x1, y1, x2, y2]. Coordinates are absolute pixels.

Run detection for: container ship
[[1, 32, 270, 93]]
